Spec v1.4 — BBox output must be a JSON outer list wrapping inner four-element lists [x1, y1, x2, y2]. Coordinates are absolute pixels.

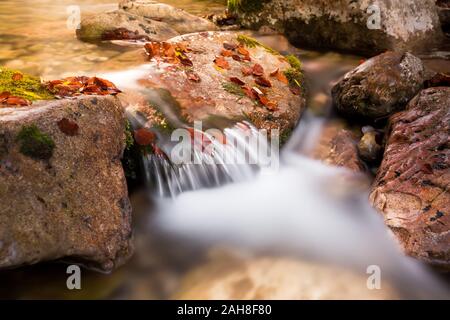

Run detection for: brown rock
[[0, 96, 133, 272], [370, 87, 450, 269], [332, 52, 426, 119], [309, 121, 366, 172]]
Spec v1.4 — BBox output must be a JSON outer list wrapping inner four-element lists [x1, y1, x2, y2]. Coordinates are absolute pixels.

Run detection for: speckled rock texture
[[130, 32, 305, 137], [0, 96, 133, 272], [232, 0, 443, 56], [332, 52, 426, 119], [370, 87, 450, 269], [309, 121, 366, 172]]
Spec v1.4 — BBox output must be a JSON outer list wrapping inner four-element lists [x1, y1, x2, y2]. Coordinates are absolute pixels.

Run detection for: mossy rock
[[0, 67, 54, 101], [17, 125, 55, 160]]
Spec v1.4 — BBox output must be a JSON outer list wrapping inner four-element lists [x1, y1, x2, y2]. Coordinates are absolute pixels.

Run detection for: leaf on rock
[[255, 76, 272, 88], [12, 72, 23, 81], [241, 67, 253, 76], [242, 86, 256, 100], [186, 70, 201, 82], [0, 91, 31, 107], [230, 77, 245, 86], [45, 76, 121, 97], [237, 46, 249, 56], [220, 49, 234, 57], [214, 56, 230, 70], [223, 42, 238, 50], [232, 55, 242, 62], [134, 128, 156, 146], [270, 69, 289, 84], [252, 64, 264, 77], [57, 118, 79, 136]]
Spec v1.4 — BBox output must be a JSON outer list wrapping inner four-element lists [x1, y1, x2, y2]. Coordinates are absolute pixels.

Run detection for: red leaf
[[12, 73, 23, 81], [255, 76, 272, 87], [57, 118, 79, 136], [220, 49, 233, 57], [4, 96, 30, 106], [241, 67, 253, 76], [252, 64, 264, 77], [179, 56, 194, 67], [230, 77, 245, 86], [214, 56, 230, 69], [242, 86, 256, 100], [232, 54, 242, 62], [186, 70, 201, 82], [0, 91, 10, 101], [134, 128, 156, 146]]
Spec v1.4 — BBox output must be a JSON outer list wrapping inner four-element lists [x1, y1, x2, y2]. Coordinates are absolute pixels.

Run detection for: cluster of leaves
[[17, 125, 55, 160], [0, 68, 54, 105], [45, 76, 121, 98], [101, 28, 150, 42]]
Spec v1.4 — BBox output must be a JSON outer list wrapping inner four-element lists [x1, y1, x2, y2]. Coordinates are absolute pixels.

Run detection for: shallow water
[[1, 0, 449, 300]]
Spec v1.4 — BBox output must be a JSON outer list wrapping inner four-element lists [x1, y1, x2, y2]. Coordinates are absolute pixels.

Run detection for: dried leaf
[[57, 118, 79, 136], [45, 76, 121, 97], [134, 128, 156, 146], [214, 56, 230, 70], [179, 56, 194, 67], [242, 86, 256, 100], [270, 69, 289, 84], [241, 67, 253, 76], [255, 76, 272, 88], [232, 54, 242, 62], [4, 96, 30, 106], [237, 46, 249, 56], [220, 49, 234, 57], [252, 63, 264, 77], [12, 73, 23, 81], [230, 77, 245, 86], [186, 70, 201, 82], [223, 42, 238, 50]]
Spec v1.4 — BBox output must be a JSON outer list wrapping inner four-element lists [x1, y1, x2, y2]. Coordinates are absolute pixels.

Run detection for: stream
[[0, 0, 449, 299]]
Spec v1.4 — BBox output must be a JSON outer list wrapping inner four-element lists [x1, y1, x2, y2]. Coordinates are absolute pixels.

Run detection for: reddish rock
[[370, 87, 450, 269]]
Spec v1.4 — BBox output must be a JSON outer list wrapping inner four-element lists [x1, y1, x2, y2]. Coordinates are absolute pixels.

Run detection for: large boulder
[[119, 0, 217, 34], [0, 96, 133, 272], [125, 32, 305, 138], [370, 87, 450, 269], [332, 52, 426, 119], [230, 0, 443, 56]]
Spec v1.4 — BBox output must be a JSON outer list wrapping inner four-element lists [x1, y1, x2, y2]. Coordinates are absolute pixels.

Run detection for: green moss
[[124, 120, 134, 151], [280, 127, 293, 146], [17, 125, 55, 160], [222, 82, 245, 97], [285, 54, 302, 71], [0, 67, 54, 101], [228, 0, 268, 13], [236, 34, 280, 56]]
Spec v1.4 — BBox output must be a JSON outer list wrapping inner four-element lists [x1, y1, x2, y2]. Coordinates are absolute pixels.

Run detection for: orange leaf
[[12, 73, 23, 81], [237, 46, 249, 56], [252, 63, 264, 77], [214, 56, 230, 70], [134, 128, 156, 146], [220, 49, 233, 57]]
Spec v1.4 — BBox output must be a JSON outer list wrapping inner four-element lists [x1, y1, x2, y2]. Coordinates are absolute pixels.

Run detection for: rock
[[230, 0, 444, 56], [77, 10, 179, 42], [309, 121, 366, 172], [174, 251, 398, 299], [0, 96, 133, 272], [437, 0, 450, 34], [119, 0, 217, 34], [127, 32, 305, 137], [332, 52, 426, 119], [358, 128, 382, 163], [370, 87, 450, 269]]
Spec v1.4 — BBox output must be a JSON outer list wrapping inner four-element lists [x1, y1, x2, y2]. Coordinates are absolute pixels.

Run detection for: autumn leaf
[[242, 86, 256, 100], [220, 49, 233, 57], [57, 118, 79, 136], [270, 69, 289, 84], [12, 73, 23, 81], [186, 70, 201, 82], [45, 76, 121, 97], [252, 64, 264, 77], [134, 128, 156, 146], [232, 55, 242, 62], [241, 67, 253, 76], [214, 56, 230, 70], [266, 101, 278, 111], [237, 46, 249, 56], [179, 56, 194, 67], [255, 76, 272, 88], [0, 91, 10, 101], [2, 95, 30, 107], [223, 42, 238, 50], [230, 77, 245, 86]]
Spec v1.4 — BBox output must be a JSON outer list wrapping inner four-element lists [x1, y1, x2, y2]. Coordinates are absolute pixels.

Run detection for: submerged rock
[[332, 52, 426, 120], [77, 10, 179, 42], [119, 0, 217, 34], [370, 87, 450, 269], [309, 121, 366, 172], [0, 96, 133, 272], [230, 0, 443, 56], [129, 32, 305, 138], [358, 127, 382, 163]]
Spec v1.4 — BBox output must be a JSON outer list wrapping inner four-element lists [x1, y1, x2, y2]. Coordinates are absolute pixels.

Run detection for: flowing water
[[1, 0, 450, 299]]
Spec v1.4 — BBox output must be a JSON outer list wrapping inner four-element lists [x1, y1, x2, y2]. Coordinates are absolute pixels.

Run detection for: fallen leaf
[[230, 77, 245, 86], [266, 101, 278, 111], [237, 46, 250, 56], [134, 128, 156, 146], [12, 73, 23, 81], [270, 69, 289, 84], [241, 67, 253, 76], [242, 86, 256, 99], [0, 91, 10, 101], [57, 118, 79, 136], [4, 96, 30, 106], [214, 56, 230, 70], [223, 42, 237, 50], [232, 55, 242, 62], [220, 49, 234, 57], [252, 64, 264, 77], [179, 56, 194, 67], [45, 76, 121, 97], [255, 76, 272, 87], [186, 70, 201, 82]]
